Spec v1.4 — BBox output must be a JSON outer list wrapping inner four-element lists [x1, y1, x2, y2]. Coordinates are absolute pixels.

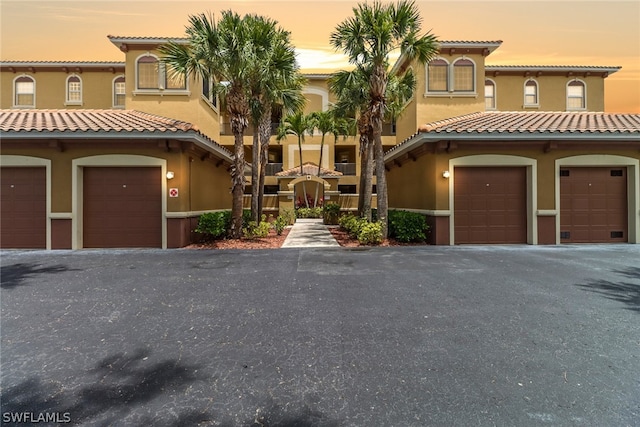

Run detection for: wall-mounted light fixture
[[442, 170, 450, 179], [166, 171, 175, 180]]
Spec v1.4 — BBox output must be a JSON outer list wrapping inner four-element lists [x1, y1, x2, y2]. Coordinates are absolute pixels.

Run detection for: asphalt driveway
[[1, 245, 639, 426]]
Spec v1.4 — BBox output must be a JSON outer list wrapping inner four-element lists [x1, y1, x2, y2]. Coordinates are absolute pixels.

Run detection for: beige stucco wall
[[491, 75, 606, 111], [1, 70, 122, 109]]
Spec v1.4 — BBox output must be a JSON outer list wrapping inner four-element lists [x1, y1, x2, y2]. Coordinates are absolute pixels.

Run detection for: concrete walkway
[[281, 218, 340, 248]]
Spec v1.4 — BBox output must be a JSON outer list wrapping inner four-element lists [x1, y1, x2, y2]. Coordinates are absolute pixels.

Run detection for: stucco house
[[1, 35, 638, 248]]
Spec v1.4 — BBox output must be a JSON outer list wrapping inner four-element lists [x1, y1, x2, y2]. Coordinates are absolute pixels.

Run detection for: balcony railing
[[334, 163, 356, 176], [265, 163, 283, 176]]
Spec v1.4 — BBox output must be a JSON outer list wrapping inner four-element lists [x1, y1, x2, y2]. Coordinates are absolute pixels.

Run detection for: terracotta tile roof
[[439, 40, 503, 46], [386, 111, 640, 161], [0, 109, 232, 160], [276, 162, 343, 177], [485, 65, 621, 75], [416, 112, 640, 135], [0, 60, 125, 67]]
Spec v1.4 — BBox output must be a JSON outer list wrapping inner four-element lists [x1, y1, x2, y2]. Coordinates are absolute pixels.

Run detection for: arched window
[[14, 75, 35, 108], [567, 80, 586, 110], [453, 58, 474, 92], [137, 55, 160, 89], [66, 74, 82, 104], [427, 58, 449, 92], [113, 75, 125, 108], [484, 79, 496, 109], [524, 79, 538, 106]]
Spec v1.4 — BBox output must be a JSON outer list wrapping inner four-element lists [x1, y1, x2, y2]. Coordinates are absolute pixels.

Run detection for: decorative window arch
[[13, 75, 35, 108], [452, 57, 475, 92], [567, 79, 586, 110], [484, 79, 496, 110], [426, 58, 449, 92], [112, 75, 126, 108], [524, 79, 539, 106], [65, 74, 82, 105]]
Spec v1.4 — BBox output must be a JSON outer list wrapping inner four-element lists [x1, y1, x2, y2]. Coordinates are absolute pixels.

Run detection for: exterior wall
[[0, 139, 231, 249], [491, 74, 606, 112], [387, 142, 640, 245], [1, 69, 123, 109]]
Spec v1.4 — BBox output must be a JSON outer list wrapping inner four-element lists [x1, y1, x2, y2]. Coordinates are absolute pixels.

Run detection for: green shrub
[[388, 210, 429, 242], [279, 208, 296, 225], [195, 211, 230, 239], [323, 202, 341, 225], [296, 207, 323, 218], [339, 214, 369, 238], [243, 214, 270, 239], [242, 209, 253, 227], [274, 215, 289, 236], [357, 221, 383, 245]]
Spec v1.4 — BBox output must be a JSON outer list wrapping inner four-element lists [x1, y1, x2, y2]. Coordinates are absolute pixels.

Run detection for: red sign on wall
[[169, 188, 179, 198]]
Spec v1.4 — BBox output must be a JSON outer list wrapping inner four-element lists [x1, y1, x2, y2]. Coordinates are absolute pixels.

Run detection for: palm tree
[[276, 111, 312, 176], [160, 11, 259, 238], [246, 17, 305, 223], [330, 0, 438, 238], [276, 111, 313, 207], [309, 109, 350, 177], [329, 67, 374, 221]]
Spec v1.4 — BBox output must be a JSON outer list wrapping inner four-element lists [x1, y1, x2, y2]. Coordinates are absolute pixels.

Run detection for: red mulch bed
[[328, 227, 429, 248], [184, 228, 290, 250]]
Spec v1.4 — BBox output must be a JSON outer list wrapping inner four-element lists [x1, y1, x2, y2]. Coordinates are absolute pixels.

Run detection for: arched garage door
[[0, 167, 46, 249], [83, 167, 161, 248], [454, 167, 527, 244], [560, 167, 627, 243]]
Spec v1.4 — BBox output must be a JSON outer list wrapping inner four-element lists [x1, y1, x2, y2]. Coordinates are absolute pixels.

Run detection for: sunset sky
[[1, 0, 638, 112]]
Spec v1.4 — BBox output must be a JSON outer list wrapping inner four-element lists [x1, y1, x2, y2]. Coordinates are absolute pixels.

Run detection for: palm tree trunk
[[229, 87, 249, 239], [374, 132, 388, 239], [298, 138, 304, 176], [371, 63, 388, 238], [317, 134, 325, 176], [251, 125, 260, 223], [359, 136, 373, 222], [257, 106, 271, 219]]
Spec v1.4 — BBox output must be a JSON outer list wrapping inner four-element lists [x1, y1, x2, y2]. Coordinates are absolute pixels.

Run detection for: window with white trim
[[427, 59, 448, 92], [202, 76, 218, 108], [453, 58, 474, 92], [567, 80, 586, 110], [484, 79, 496, 109], [524, 79, 538, 106], [66, 75, 82, 104], [14, 75, 35, 108], [113, 75, 125, 108]]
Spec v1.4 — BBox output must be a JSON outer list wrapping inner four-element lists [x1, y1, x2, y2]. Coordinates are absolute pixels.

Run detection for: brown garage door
[[454, 167, 527, 244], [560, 167, 627, 243], [83, 167, 161, 248], [1, 167, 47, 249]]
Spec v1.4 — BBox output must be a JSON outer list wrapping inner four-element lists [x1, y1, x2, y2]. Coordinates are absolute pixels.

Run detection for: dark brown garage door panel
[[1, 167, 47, 249], [454, 167, 527, 244], [560, 167, 627, 243], [83, 167, 161, 248]]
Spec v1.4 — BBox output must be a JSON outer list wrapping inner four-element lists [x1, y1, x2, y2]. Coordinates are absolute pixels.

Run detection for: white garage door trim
[[0, 155, 52, 250], [72, 155, 168, 249], [555, 155, 639, 244], [449, 155, 538, 246]]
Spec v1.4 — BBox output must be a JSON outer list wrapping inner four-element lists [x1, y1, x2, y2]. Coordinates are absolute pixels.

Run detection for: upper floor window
[[567, 80, 586, 110], [13, 75, 35, 108], [524, 79, 538, 106], [65, 75, 82, 105], [137, 55, 160, 89], [484, 79, 496, 110], [113, 75, 126, 108], [453, 58, 474, 92], [202, 76, 218, 108], [136, 54, 187, 92], [427, 59, 449, 92]]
